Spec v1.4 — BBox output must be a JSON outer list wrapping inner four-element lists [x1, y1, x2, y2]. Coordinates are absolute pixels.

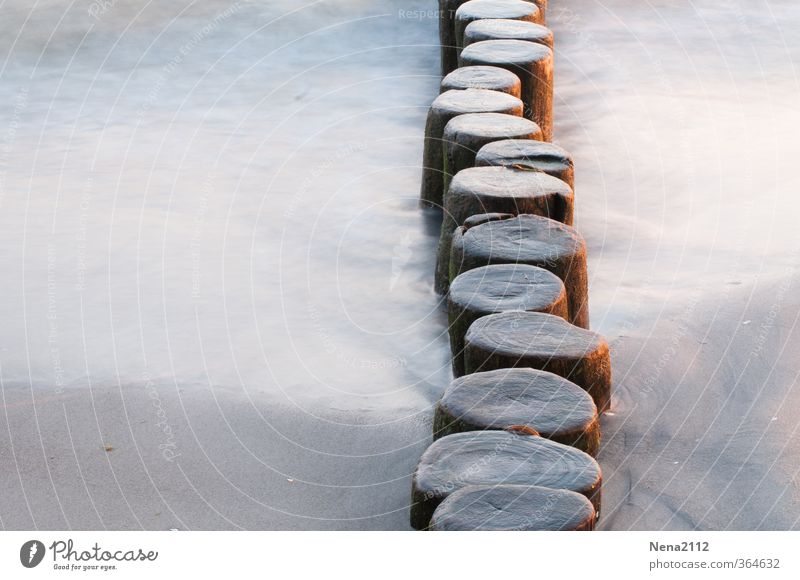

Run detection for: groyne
[[411, 0, 611, 531]]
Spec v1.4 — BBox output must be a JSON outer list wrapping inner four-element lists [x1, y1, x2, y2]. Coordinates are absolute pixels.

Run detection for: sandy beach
[[553, 0, 800, 529], [2, 0, 800, 530], [0, 0, 450, 529]]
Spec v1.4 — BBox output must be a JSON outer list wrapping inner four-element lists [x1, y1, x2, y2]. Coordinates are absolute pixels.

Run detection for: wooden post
[[464, 312, 612, 411], [441, 112, 542, 206], [410, 430, 601, 530], [441, 65, 521, 97], [439, 0, 473, 77], [434, 368, 600, 455], [447, 266, 568, 376], [476, 139, 574, 190], [460, 39, 554, 140], [449, 214, 589, 328], [420, 90, 523, 208], [454, 0, 543, 52], [430, 485, 596, 531], [531, 0, 548, 22], [435, 166, 572, 293], [464, 18, 553, 49]]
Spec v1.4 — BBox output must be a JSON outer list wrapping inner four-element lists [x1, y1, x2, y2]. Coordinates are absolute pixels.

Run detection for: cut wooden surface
[[449, 214, 589, 327], [421, 90, 523, 208], [440, 113, 542, 218], [454, 0, 543, 51], [446, 265, 568, 375], [445, 165, 574, 226], [410, 430, 602, 529], [460, 39, 553, 139], [464, 18, 553, 49], [475, 138, 574, 189], [430, 484, 596, 531], [440, 65, 521, 97], [435, 167, 573, 293], [435, 368, 600, 455], [464, 311, 612, 411]]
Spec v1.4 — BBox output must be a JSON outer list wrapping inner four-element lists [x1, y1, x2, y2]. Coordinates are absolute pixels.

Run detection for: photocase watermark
[[0, 85, 29, 209], [190, 180, 213, 301], [284, 140, 368, 220], [504, 491, 562, 531], [749, 262, 796, 358], [397, 8, 448, 20], [142, 372, 181, 462], [47, 244, 66, 393], [20, 540, 46, 569], [87, 0, 117, 20], [139, 3, 242, 116], [307, 304, 407, 370], [639, 290, 702, 397], [390, 230, 413, 291], [21, 538, 160, 572], [550, 6, 621, 72], [422, 434, 516, 500], [21, 538, 158, 571], [74, 176, 94, 293]]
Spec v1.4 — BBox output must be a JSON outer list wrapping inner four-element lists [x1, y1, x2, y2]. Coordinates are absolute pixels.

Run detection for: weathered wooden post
[[464, 18, 552, 49], [440, 65, 521, 97], [449, 214, 589, 328], [530, 0, 548, 22], [454, 0, 543, 52], [460, 39, 553, 140], [464, 312, 612, 411], [430, 485, 597, 531], [410, 430, 601, 529], [420, 90, 524, 208], [447, 265, 568, 376], [435, 166, 572, 293], [476, 139, 574, 189], [439, 0, 474, 77], [441, 112, 541, 202], [435, 368, 600, 454]]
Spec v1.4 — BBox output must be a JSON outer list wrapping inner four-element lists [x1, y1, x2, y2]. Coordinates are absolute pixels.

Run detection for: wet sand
[[552, 0, 800, 529], [0, 0, 451, 529], [3, 0, 800, 531]]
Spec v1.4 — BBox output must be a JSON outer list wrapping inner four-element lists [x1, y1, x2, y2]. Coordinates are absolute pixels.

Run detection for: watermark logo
[[20, 540, 46, 568], [390, 231, 413, 291]]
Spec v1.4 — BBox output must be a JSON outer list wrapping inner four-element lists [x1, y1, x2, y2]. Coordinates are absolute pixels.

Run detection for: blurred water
[[0, 0, 454, 404]]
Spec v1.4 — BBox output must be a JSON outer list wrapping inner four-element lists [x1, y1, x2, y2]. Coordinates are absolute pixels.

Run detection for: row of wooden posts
[[410, 0, 612, 531]]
